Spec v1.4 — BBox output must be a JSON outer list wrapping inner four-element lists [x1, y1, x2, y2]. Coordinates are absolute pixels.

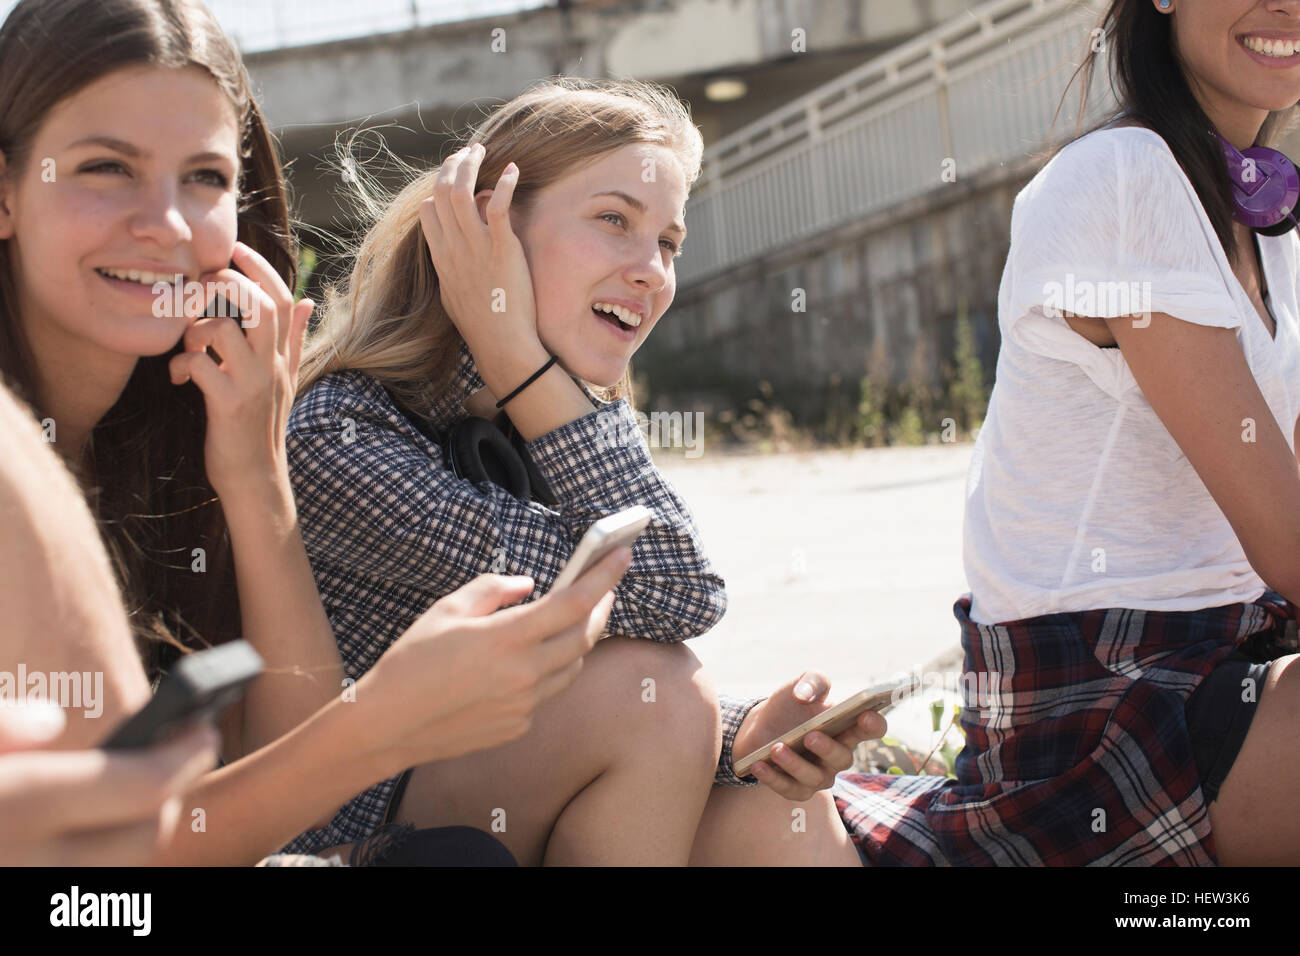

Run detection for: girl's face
[[1170, 0, 1300, 125], [514, 143, 688, 388], [0, 65, 241, 367]]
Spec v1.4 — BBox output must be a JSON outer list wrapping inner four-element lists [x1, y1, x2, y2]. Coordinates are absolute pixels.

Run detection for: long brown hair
[[298, 77, 704, 416], [1063, 0, 1299, 266], [0, 0, 296, 678]]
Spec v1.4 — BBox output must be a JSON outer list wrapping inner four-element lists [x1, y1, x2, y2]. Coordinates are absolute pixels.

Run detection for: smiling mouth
[[1241, 35, 1300, 58], [95, 267, 186, 286], [591, 302, 642, 333]]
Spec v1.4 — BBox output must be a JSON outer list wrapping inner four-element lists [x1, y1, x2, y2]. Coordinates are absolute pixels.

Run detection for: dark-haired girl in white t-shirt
[[834, 0, 1300, 866]]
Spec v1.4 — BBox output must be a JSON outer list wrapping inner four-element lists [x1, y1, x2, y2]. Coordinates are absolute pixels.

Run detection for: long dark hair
[[1066, 0, 1299, 266], [0, 0, 296, 678]]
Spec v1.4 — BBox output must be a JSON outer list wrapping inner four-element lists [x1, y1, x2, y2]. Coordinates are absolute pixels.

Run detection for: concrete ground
[[653, 441, 976, 751]]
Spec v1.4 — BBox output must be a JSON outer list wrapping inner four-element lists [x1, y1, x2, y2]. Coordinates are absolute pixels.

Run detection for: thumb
[[433, 573, 536, 619], [0, 700, 67, 753], [792, 671, 830, 704]]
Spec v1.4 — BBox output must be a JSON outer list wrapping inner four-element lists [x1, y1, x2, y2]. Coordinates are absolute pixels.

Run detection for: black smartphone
[[102, 640, 265, 750]]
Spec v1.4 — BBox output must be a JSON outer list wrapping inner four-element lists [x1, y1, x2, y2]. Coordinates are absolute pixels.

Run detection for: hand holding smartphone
[[548, 505, 652, 593], [733, 674, 920, 778]]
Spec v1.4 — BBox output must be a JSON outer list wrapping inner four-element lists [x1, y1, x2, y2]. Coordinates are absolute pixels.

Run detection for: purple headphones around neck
[[1217, 132, 1300, 237]]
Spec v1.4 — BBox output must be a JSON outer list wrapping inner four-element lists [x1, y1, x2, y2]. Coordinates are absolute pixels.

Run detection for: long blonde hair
[[299, 77, 704, 416]]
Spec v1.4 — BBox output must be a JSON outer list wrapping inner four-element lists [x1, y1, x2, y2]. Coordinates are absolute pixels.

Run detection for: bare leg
[[690, 780, 862, 866], [1207, 653, 1300, 865], [392, 636, 720, 866], [0, 384, 148, 747]]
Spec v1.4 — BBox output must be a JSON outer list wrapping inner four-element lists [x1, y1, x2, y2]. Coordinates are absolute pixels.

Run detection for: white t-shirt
[[965, 126, 1300, 625]]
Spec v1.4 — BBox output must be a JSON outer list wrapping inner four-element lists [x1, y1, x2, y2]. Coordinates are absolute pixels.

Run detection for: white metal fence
[[678, 0, 1116, 287]]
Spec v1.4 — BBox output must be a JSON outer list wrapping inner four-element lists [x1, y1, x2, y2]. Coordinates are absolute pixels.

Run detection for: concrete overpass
[[240, 0, 973, 227]]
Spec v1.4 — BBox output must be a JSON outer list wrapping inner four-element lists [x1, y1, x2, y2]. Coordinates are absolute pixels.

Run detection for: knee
[[588, 638, 721, 763], [1261, 653, 1300, 721]]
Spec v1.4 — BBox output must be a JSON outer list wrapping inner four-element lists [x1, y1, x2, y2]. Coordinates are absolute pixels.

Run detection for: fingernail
[[504, 162, 518, 175], [794, 680, 815, 701]]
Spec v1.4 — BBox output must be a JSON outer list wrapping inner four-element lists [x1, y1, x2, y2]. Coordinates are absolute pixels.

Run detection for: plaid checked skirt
[[834, 590, 1299, 866]]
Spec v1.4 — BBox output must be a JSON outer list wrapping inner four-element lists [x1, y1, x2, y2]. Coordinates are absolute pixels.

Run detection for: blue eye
[[602, 211, 682, 257]]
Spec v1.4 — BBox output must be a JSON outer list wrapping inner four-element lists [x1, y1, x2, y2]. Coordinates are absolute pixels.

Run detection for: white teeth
[[592, 302, 643, 328], [1245, 36, 1298, 57], [98, 268, 181, 286]]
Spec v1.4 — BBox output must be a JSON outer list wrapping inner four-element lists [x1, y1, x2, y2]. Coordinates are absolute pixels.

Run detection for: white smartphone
[[548, 505, 653, 593], [733, 674, 922, 778]]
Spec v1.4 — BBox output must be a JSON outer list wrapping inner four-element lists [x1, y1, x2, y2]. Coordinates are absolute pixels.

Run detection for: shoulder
[[1011, 126, 1204, 263], [1021, 127, 1175, 205], [286, 370, 455, 515], [290, 370, 409, 437], [287, 369, 448, 476]]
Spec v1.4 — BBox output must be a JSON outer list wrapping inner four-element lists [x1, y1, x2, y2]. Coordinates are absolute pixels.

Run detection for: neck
[[1187, 77, 1268, 151], [1214, 112, 1268, 152], [24, 319, 137, 468], [463, 386, 501, 421]]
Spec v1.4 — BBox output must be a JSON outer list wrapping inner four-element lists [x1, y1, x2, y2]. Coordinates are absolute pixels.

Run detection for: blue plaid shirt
[[279, 342, 761, 854]]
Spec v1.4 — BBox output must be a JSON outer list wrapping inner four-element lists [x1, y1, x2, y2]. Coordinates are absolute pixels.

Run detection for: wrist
[[732, 703, 763, 761], [216, 466, 296, 528], [473, 339, 552, 403], [318, 694, 406, 792], [345, 677, 419, 780]]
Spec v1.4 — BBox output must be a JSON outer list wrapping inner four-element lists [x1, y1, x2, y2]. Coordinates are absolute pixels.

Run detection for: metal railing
[[678, 0, 1115, 287]]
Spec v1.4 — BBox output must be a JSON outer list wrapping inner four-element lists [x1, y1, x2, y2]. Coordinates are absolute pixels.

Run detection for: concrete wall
[[250, 0, 962, 229], [635, 161, 1031, 425], [250, 0, 966, 128]]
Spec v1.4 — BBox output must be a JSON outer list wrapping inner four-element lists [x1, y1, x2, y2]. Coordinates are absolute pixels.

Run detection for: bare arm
[[218, 475, 344, 761], [0, 383, 148, 747], [1107, 311, 1300, 600], [170, 245, 344, 761], [149, 550, 628, 866]]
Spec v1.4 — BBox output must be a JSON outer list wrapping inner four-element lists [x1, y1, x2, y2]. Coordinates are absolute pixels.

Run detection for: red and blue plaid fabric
[[834, 589, 1298, 866]]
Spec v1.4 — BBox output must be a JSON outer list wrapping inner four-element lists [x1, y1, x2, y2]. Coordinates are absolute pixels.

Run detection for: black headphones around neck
[[387, 390, 556, 505], [448, 414, 557, 505]]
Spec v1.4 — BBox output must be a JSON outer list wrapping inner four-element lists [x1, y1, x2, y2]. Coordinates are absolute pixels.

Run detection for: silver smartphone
[[548, 505, 653, 593], [733, 674, 922, 778]]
